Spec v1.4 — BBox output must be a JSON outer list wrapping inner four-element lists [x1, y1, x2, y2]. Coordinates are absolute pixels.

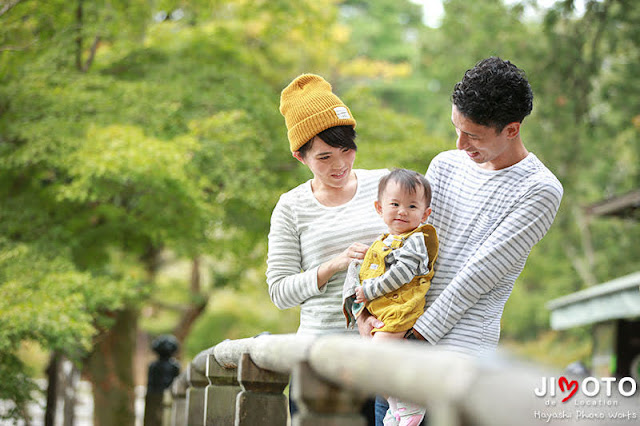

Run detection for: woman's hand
[[334, 242, 369, 271], [356, 309, 384, 338], [316, 242, 369, 289]]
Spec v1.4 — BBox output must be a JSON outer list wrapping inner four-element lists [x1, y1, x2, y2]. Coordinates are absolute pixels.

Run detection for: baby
[[343, 168, 439, 425]]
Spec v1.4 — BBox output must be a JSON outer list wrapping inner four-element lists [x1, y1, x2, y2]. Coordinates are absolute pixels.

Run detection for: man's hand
[[356, 309, 384, 338]]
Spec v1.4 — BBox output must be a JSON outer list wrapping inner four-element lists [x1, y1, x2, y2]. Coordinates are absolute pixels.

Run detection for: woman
[[267, 73, 386, 423]]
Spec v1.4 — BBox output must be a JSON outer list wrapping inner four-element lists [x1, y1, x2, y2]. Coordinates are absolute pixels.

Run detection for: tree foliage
[[0, 0, 438, 419], [0, 0, 638, 421]]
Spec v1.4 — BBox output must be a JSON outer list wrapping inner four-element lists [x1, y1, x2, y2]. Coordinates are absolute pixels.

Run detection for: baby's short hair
[[378, 168, 432, 206]]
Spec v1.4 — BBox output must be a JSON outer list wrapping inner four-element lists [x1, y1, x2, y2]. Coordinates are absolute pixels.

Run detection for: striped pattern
[[414, 150, 563, 355], [361, 233, 430, 300], [266, 169, 388, 335]]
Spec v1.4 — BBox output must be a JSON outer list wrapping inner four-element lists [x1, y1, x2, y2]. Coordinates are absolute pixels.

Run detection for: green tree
[[0, 0, 360, 421], [502, 0, 640, 340], [525, 0, 640, 284], [340, 0, 423, 62]]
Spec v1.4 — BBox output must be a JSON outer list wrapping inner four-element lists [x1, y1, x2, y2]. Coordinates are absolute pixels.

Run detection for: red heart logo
[[558, 376, 578, 402]]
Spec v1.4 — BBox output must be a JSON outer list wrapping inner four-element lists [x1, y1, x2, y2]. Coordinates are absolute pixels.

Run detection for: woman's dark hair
[[297, 125, 357, 158], [378, 168, 432, 206], [451, 57, 533, 132]]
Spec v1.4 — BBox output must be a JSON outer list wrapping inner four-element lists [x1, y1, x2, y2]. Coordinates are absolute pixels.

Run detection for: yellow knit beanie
[[279, 74, 356, 152]]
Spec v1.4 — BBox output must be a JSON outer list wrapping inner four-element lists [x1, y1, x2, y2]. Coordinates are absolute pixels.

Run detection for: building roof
[[547, 271, 640, 330], [548, 189, 640, 330]]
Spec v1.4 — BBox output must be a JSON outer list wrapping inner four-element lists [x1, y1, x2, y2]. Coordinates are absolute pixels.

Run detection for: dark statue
[[143, 334, 180, 425], [147, 334, 181, 391]]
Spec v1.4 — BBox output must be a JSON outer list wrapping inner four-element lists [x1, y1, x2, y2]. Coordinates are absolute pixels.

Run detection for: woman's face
[[293, 136, 356, 189]]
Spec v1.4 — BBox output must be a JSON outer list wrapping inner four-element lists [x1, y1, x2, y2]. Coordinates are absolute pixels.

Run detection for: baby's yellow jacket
[[346, 223, 439, 334]]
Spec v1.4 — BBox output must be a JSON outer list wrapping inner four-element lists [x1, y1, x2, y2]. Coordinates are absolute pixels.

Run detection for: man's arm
[[413, 182, 562, 343]]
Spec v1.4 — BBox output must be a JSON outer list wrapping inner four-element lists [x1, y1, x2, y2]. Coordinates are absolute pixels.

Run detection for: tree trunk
[[44, 352, 60, 426], [85, 308, 139, 426], [172, 257, 208, 346], [75, 0, 84, 72]]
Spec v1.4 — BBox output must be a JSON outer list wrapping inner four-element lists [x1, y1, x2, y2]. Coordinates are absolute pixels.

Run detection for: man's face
[[451, 105, 521, 170]]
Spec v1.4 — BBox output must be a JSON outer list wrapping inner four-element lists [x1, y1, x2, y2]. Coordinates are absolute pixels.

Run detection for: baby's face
[[375, 180, 431, 235]]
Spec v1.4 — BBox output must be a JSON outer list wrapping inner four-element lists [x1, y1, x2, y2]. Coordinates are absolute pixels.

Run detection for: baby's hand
[[354, 287, 366, 304]]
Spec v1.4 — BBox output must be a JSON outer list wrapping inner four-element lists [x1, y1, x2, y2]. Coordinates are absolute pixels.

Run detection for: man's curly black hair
[[451, 57, 533, 132]]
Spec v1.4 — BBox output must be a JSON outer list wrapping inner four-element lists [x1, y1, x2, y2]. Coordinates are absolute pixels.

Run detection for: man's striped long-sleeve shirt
[[414, 150, 563, 355]]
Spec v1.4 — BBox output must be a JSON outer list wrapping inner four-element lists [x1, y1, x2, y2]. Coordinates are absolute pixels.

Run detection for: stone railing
[[162, 333, 635, 426]]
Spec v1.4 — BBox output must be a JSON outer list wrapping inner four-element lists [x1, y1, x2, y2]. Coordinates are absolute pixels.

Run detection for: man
[[358, 57, 563, 425]]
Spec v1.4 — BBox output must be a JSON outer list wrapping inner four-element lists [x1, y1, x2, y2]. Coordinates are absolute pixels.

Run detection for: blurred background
[[1, 0, 638, 423]]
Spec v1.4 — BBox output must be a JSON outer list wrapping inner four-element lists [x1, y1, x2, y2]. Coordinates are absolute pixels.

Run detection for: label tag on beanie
[[334, 107, 351, 119]]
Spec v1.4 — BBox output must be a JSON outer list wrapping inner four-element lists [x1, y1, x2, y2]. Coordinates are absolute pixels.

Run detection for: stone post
[[292, 361, 367, 426], [186, 362, 209, 426], [162, 389, 173, 426], [170, 373, 188, 426], [235, 352, 289, 426], [204, 353, 241, 425]]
